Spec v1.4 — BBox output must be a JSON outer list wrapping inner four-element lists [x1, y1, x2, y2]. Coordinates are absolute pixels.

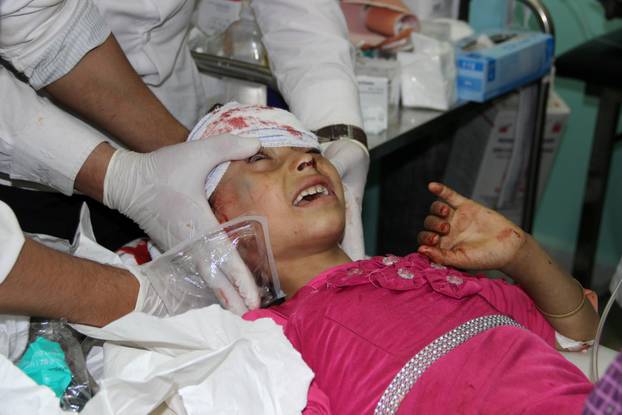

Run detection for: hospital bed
[[146, 349, 621, 415], [562, 346, 619, 380]]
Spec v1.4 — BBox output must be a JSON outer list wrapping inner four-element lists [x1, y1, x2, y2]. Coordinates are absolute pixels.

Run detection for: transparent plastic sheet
[[140, 215, 283, 316], [18, 320, 94, 412]]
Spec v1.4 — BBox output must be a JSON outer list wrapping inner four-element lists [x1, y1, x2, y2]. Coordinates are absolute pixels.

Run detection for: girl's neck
[[276, 246, 351, 296]]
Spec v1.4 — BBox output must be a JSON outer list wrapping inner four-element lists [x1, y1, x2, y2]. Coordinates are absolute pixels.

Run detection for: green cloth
[[17, 337, 72, 398]]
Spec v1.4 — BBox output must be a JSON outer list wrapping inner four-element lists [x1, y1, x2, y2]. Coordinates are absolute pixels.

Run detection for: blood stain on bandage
[[200, 105, 304, 139], [277, 123, 303, 138], [227, 117, 249, 129]]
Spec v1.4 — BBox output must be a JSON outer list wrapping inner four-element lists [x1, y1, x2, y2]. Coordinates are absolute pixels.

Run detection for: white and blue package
[[455, 30, 554, 102]]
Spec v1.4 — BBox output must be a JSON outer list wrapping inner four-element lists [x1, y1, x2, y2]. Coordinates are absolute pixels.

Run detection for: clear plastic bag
[[140, 215, 283, 316], [398, 32, 457, 110], [18, 320, 94, 412]]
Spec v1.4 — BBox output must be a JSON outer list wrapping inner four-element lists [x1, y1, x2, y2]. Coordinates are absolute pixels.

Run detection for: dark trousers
[[0, 185, 144, 251]]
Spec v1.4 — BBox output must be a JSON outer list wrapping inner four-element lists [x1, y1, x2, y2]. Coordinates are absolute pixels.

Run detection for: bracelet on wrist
[[536, 278, 587, 319]]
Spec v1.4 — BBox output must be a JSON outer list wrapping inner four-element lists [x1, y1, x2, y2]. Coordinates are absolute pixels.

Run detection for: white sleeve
[[91, 0, 207, 128], [251, 0, 364, 131], [0, 204, 30, 363], [0, 202, 25, 285], [0, 315, 29, 362], [0, 69, 107, 194], [0, 0, 110, 89]]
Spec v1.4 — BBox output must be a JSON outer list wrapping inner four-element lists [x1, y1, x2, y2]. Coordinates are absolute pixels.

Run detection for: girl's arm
[[417, 182, 598, 342], [500, 235, 598, 342]]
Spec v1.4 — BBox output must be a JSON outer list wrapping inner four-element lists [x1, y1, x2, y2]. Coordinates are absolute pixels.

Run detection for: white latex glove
[[322, 138, 370, 260], [130, 244, 262, 317], [134, 218, 272, 317], [104, 137, 263, 314], [127, 265, 169, 317], [104, 136, 259, 249]]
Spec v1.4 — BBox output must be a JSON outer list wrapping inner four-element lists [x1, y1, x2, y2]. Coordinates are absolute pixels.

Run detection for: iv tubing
[[590, 276, 622, 382]]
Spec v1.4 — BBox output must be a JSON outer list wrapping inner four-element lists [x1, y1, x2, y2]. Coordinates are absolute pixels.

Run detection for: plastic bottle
[[222, 0, 268, 66]]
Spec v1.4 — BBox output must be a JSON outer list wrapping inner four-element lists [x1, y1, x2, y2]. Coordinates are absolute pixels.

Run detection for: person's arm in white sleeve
[[0, 70, 109, 195], [0, 201, 136, 326], [0, 1, 188, 194], [0, 202, 25, 285], [0, 203, 28, 362], [251, 0, 364, 131], [0, 234, 139, 327], [1, 0, 187, 154], [43, 33, 188, 152], [1, 0, 109, 89]]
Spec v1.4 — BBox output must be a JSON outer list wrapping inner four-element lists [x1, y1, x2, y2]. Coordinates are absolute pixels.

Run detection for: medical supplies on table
[[455, 30, 554, 102], [355, 57, 401, 134]]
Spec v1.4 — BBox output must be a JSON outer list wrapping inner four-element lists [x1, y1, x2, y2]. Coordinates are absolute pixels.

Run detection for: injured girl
[[190, 103, 598, 414]]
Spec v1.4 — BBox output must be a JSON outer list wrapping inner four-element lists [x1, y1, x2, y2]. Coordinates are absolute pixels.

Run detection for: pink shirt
[[245, 253, 593, 414]]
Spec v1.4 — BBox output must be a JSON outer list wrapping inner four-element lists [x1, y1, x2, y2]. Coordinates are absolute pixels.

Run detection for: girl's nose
[[297, 156, 317, 171]]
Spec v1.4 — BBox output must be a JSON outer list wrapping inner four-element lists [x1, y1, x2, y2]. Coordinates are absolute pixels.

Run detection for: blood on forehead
[[199, 105, 304, 139]]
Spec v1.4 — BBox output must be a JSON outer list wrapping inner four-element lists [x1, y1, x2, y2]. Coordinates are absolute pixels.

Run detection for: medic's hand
[[125, 250, 262, 318], [322, 138, 370, 260], [103, 136, 259, 249], [104, 137, 262, 315], [417, 182, 527, 272]]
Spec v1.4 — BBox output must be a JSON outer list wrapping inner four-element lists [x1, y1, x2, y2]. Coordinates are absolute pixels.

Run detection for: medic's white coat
[[0, 0, 363, 194]]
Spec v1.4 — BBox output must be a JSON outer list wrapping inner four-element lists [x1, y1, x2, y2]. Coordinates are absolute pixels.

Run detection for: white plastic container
[[355, 57, 400, 134]]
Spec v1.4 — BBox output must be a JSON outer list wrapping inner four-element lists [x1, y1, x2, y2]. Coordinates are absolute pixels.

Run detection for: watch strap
[[314, 124, 368, 147]]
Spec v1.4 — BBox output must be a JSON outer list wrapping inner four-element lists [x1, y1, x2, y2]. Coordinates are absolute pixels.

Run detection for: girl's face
[[210, 147, 346, 259]]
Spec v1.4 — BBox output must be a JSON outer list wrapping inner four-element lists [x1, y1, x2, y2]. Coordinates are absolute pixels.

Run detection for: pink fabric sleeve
[[303, 381, 333, 414], [243, 309, 333, 414], [477, 278, 556, 347]]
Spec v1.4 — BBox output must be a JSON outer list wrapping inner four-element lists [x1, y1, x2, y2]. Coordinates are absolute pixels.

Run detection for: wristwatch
[[314, 124, 368, 148]]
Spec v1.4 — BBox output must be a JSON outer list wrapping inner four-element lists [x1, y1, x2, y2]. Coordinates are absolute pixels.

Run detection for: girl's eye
[[247, 153, 269, 163], [306, 148, 321, 155]]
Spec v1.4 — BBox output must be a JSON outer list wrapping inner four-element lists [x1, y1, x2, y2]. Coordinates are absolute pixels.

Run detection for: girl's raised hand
[[417, 182, 527, 272]]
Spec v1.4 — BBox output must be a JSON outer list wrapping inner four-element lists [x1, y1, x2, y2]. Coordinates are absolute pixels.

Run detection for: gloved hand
[[129, 220, 269, 317], [104, 136, 263, 314], [104, 136, 259, 249], [322, 138, 370, 260]]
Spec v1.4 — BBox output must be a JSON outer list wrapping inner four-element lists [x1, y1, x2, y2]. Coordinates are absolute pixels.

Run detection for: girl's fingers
[[423, 215, 450, 234], [428, 182, 468, 208], [419, 244, 465, 269], [417, 231, 439, 246], [430, 201, 451, 218], [417, 245, 447, 264]]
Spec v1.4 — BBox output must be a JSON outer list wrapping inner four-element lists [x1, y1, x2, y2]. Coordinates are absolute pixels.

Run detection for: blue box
[[455, 31, 554, 102]]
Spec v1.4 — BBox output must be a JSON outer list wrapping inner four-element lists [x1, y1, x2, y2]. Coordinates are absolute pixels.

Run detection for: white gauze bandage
[[187, 102, 321, 199]]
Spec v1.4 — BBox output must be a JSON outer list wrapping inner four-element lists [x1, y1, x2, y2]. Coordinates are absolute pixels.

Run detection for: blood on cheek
[[209, 191, 238, 223]]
